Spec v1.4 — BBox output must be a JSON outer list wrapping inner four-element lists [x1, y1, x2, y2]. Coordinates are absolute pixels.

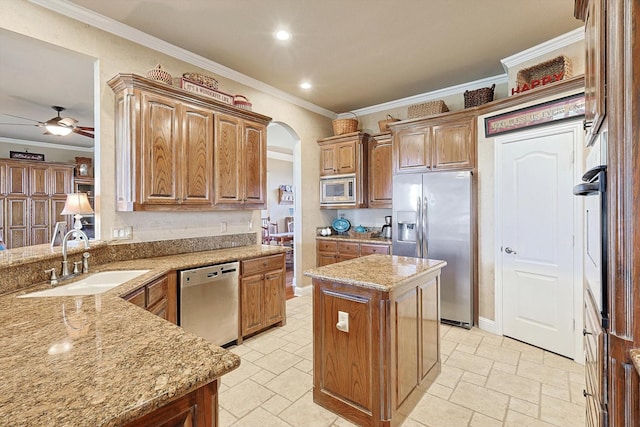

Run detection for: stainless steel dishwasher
[[179, 262, 239, 347]]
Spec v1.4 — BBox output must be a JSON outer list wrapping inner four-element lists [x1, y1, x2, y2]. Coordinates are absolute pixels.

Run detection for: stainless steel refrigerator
[[392, 171, 474, 328]]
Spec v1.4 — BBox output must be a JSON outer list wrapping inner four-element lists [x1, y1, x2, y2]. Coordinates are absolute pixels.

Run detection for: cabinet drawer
[[317, 240, 338, 253], [242, 254, 285, 276], [360, 244, 390, 256], [125, 287, 146, 308], [147, 276, 168, 307], [337, 242, 359, 255]]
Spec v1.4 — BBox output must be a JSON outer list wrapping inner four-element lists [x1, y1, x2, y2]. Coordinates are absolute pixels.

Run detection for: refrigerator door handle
[[416, 197, 422, 257], [423, 196, 429, 258]]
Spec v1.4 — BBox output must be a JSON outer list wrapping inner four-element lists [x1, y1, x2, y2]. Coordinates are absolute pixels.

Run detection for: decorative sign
[[511, 71, 565, 96], [10, 151, 45, 161], [484, 93, 585, 137]]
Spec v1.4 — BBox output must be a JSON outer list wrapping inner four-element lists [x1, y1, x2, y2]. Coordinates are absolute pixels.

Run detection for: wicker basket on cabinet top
[[516, 55, 573, 87], [464, 84, 495, 108], [407, 100, 449, 119], [332, 112, 359, 136]]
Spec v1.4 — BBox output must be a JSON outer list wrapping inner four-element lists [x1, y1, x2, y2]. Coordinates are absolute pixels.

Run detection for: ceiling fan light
[[46, 124, 73, 136]]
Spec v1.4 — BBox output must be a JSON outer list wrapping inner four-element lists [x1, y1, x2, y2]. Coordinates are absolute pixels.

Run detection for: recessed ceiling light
[[300, 82, 312, 90], [274, 30, 291, 41]]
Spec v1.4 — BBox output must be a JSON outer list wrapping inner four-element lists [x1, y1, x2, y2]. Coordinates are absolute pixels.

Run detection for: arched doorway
[[266, 122, 300, 297]]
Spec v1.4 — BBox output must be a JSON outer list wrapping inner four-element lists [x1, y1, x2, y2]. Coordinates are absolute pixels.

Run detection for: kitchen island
[[305, 254, 446, 427], [0, 243, 287, 426]]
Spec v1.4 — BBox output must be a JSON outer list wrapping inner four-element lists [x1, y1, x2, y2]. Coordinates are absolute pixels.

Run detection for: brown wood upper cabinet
[[108, 73, 271, 211], [579, 0, 606, 145], [393, 113, 476, 174], [213, 113, 267, 207], [318, 132, 368, 177], [368, 132, 392, 208]]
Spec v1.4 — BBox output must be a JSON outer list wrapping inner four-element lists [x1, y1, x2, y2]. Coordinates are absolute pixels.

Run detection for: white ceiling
[[68, 0, 581, 112], [0, 1, 582, 148]]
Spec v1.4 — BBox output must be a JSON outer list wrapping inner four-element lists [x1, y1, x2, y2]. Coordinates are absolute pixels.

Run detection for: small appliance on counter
[[381, 216, 392, 239]]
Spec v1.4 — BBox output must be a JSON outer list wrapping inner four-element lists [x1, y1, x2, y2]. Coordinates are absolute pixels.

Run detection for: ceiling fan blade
[[0, 122, 40, 126], [74, 126, 95, 131], [73, 128, 94, 139], [3, 113, 45, 125]]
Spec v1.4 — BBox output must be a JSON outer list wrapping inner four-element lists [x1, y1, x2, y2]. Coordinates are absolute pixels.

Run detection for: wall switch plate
[[111, 226, 133, 240], [336, 311, 349, 333], [220, 222, 227, 233]]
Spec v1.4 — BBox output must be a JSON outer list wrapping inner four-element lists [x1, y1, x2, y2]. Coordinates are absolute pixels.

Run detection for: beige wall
[[1, 0, 332, 288]]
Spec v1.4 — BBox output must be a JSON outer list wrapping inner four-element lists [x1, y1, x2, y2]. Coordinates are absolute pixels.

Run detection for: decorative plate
[[331, 217, 351, 233]]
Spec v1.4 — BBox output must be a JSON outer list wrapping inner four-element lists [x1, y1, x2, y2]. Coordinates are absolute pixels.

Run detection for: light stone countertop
[[0, 244, 287, 426], [304, 254, 446, 291]]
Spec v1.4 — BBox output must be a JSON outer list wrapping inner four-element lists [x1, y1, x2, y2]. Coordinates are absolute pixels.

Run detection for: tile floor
[[221, 294, 586, 427]]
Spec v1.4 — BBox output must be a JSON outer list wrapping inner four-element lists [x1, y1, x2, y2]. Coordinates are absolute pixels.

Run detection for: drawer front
[[125, 287, 146, 308], [337, 242, 359, 255], [317, 240, 338, 253], [242, 254, 285, 276], [360, 243, 390, 256], [147, 276, 168, 307]]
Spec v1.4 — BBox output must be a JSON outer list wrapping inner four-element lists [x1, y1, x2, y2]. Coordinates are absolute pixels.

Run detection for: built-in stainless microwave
[[320, 174, 356, 206]]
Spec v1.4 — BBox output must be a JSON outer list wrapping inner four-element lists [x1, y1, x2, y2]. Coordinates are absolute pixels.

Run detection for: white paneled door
[[500, 129, 575, 358]]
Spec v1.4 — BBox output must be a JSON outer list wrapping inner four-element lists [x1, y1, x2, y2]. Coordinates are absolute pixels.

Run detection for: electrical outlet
[[248, 220, 253, 231], [336, 311, 349, 333], [220, 222, 227, 233], [111, 226, 133, 240]]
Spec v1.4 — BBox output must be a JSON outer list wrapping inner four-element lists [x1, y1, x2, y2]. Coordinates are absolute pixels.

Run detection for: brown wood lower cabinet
[[122, 379, 218, 427], [316, 239, 390, 267], [123, 272, 177, 324], [239, 253, 286, 343], [312, 270, 440, 426]]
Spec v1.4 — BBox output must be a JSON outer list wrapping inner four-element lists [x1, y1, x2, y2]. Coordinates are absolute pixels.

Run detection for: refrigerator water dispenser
[[397, 221, 416, 242]]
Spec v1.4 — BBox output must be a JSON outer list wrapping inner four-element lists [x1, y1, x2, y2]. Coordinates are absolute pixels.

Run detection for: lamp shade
[[61, 193, 94, 215]]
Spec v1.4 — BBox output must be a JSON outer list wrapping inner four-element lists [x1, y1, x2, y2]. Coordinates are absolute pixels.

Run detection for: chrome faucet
[[61, 230, 90, 277]]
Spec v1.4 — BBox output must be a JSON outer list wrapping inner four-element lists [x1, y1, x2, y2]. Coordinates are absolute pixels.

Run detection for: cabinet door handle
[[583, 328, 592, 336], [583, 390, 592, 398], [583, 119, 593, 131]]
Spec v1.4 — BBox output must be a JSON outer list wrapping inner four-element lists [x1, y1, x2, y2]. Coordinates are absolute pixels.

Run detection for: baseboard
[[478, 316, 499, 335], [294, 285, 312, 297]]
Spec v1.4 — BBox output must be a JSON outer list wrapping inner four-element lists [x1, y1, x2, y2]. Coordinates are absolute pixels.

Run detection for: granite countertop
[[316, 234, 392, 245], [304, 254, 446, 291], [0, 244, 287, 426]]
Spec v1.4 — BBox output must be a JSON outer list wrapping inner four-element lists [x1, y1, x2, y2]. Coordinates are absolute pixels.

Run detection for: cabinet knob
[[183, 197, 187, 201], [175, 197, 179, 201]]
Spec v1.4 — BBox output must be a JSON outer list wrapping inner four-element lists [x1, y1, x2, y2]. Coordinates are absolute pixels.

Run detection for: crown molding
[[348, 74, 508, 118], [267, 150, 293, 162], [0, 136, 93, 152], [28, 0, 335, 119], [500, 27, 584, 71]]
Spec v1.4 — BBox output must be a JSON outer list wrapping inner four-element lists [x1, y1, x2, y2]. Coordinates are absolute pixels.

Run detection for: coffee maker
[[381, 216, 392, 239]]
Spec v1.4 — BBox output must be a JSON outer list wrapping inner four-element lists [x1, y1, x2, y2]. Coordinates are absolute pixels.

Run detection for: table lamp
[[61, 193, 94, 236]]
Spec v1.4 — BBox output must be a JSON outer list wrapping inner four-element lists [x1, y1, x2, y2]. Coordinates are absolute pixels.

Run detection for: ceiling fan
[[0, 106, 94, 139]]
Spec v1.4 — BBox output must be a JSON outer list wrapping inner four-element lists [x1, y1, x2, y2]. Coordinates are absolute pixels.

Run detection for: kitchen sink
[[18, 270, 151, 298]]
